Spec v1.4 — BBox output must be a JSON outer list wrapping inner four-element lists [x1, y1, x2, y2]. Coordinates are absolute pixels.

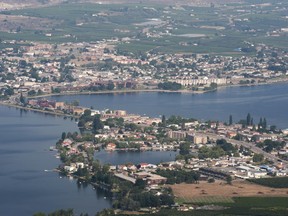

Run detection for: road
[[204, 133, 288, 166]]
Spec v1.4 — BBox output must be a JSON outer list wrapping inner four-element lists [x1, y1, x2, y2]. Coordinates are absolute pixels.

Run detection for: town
[[0, 1, 288, 101], [41, 98, 288, 213], [0, 0, 288, 215], [0, 38, 287, 102]]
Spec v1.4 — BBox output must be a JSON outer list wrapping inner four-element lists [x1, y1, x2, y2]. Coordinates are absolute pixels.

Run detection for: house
[[106, 143, 116, 151], [137, 163, 149, 170], [133, 171, 167, 185], [226, 131, 237, 139], [247, 170, 267, 178], [62, 138, 73, 147], [64, 165, 77, 173]]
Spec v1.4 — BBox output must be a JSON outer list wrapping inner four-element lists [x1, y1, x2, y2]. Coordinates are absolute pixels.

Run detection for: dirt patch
[[171, 180, 288, 199], [0, 14, 57, 32]]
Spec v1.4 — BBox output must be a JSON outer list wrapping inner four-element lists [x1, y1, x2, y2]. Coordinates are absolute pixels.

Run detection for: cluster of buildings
[[0, 33, 287, 100], [56, 105, 288, 184]]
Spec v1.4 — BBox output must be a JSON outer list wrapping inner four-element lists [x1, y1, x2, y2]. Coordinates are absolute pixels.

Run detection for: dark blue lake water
[[51, 83, 288, 129], [1, 83, 288, 215]]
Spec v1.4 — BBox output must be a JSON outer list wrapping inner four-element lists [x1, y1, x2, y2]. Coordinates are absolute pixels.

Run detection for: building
[[134, 172, 167, 185], [187, 133, 208, 144], [106, 143, 116, 151], [167, 131, 186, 140], [113, 110, 127, 116]]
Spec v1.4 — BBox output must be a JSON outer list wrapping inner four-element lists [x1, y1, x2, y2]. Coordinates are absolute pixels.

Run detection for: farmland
[[248, 177, 288, 188], [167, 179, 288, 216], [0, 0, 287, 55], [171, 180, 288, 204]]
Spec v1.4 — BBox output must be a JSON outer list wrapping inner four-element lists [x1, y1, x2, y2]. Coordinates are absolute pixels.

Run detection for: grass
[[229, 197, 288, 208], [248, 177, 288, 188], [176, 196, 234, 205], [0, 1, 287, 55]]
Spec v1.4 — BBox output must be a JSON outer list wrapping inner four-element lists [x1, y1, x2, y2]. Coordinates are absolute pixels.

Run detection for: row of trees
[[156, 169, 200, 184], [83, 82, 115, 92], [158, 82, 182, 91], [229, 113, 268, 130]]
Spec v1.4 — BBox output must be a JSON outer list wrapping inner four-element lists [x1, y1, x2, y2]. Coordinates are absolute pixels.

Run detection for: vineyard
[[248, 177, 288, 188]]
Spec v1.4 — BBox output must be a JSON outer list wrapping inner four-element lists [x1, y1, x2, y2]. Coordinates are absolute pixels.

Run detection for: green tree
[[28, 90, 37, 96], [263, 118, 267, 129], [253, 153, 264, 163], [93, 115, 104, 132], [4, 87, 14, 96], [107, 82, 115, 90], [33, 213, 46, 216], [162, 115, 166, 127], [229, 114, 233, 125], [135, 179, 146, 189], [20, 93, 25, 104], [61, 132, 66, 140], [179, 142, 190, 155], [246, 113, 251, 126], [226, 175, 232, 185]]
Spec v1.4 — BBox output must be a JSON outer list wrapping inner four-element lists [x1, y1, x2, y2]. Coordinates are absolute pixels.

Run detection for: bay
[[50, 83, 288, 129], [0, 106, 111, 216], [94, 150, 178, 165], [1, 83, 288, 215]]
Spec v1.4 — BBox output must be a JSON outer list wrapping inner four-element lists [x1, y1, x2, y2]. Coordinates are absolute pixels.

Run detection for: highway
[[204, 133, 288, 166]]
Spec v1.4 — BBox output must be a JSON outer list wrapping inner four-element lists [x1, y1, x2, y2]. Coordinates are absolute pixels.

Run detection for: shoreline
[[0, 101, 79, 118], [27, 77, 288, 99], [1, 78, 288, 118]]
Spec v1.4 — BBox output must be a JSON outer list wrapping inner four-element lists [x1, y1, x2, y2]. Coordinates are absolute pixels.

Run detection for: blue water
[[0, 107, 111, 216], [51, 83, 288, 129], [1, 83, 288, 215], [94, 150, 178, 165]]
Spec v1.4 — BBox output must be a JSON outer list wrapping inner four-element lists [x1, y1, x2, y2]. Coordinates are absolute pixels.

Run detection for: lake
[[0, 106, 111, 216], [51, 83, 288, 129], [0, 106, 176, 216], [1, 83, 288, 215]]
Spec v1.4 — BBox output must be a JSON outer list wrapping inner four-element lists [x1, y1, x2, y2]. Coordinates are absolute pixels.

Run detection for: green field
[[0, 1, 287, 55], [134, 197, 288, 216], [176, 196, 234, 205], [248, 177, 288, 188]]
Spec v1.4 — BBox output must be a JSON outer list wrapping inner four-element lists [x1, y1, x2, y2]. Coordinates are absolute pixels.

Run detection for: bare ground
[[171, 180, 288, 198]]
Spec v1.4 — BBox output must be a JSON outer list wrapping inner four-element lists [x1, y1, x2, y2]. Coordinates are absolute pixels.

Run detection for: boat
[[49, 146, 56, 151]]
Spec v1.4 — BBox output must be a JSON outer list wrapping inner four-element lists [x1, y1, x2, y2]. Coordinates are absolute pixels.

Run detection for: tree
[[135, 179, 146, 189], [226, 175, 232, 185], [263, 118, 267, 129], [258, 117, 263, 128], [28, 90, 37, 96], [33, 213, 46, 216], [158, 82, 181, 90], [61, 132, 66, 140], [229, 114, 233, 125], [270, 125, 277, 132], [246, 113, 251, 126], [179, 142, 190, 155], [83, 109, 91, 117], [253, 153, 264, 163], [107, 82, 115, 90], [20, 93, 25, 104], [93, 115, 104, 132], [4, 87, 14, 96], [208, 178, 215, 183], [161, 115, 166, 127], [71, 100, 79, 106]]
